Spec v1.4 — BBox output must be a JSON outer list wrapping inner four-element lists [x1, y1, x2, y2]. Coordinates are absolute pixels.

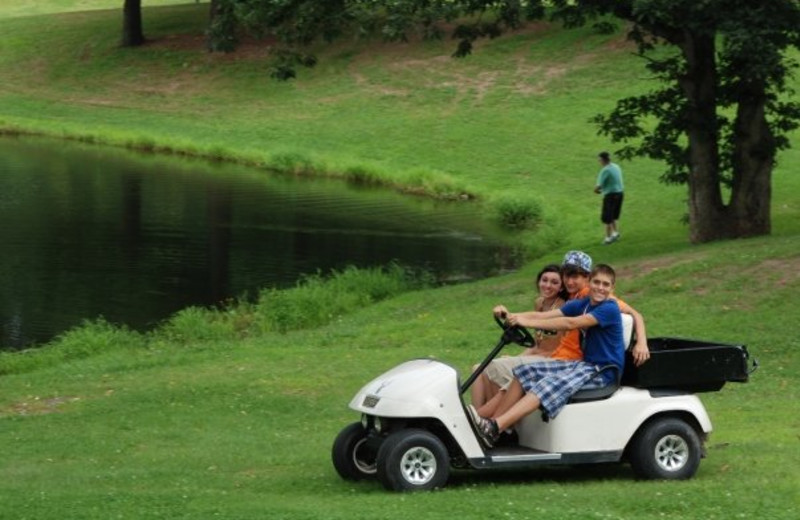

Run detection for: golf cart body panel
[[348, 358, 485, 457], [515, 386, 711, 453]]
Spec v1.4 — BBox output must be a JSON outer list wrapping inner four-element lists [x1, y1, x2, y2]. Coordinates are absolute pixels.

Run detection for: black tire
[[332, 422, 378, 481], [376, 429, 450, 492], [629, 417, 702, 480]]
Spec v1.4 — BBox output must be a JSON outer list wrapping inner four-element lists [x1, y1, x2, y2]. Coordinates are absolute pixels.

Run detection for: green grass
[[1, 236, 798, 519], [1, 2, 799, 519]]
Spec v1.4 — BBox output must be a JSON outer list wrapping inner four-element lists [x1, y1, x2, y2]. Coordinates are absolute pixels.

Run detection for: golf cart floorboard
[[488, 446, 552, 457], [471, 446, 622, 469]]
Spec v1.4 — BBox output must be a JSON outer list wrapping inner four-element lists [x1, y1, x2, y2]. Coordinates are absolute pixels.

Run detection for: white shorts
[[484, 355, 550, 390]]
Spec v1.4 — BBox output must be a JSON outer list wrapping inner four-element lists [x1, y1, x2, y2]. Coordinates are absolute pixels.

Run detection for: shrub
[[53, 317, 141, 357], [158, 306, 235, 344], [0, 318, 142, 376], [257, 264, 429, 333], [270, 152, 317, 175], [343, 166, 383, 186], [400, 169, 473, 200], [492, 195, 543, 230]]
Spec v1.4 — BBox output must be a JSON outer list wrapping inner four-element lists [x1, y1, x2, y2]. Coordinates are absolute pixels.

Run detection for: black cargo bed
[[622, 337, 754, 393]]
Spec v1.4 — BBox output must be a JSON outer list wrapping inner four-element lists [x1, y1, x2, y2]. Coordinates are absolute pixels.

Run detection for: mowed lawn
[[0, 3, 799, 520]]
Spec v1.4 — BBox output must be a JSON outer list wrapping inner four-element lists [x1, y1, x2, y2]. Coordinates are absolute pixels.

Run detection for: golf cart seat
[[568, 313, 634, 403]]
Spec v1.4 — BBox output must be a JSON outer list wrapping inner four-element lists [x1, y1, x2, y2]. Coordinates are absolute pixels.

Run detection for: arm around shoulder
[[617, 300, 650, 366]]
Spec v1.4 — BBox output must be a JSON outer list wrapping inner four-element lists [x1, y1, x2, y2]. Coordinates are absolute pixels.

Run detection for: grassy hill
[[2, 3, 798, 250], [1, 3, 799, 519]]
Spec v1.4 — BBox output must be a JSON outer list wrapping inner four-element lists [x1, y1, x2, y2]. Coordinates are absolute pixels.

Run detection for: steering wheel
[[494, 314, 535, 347]]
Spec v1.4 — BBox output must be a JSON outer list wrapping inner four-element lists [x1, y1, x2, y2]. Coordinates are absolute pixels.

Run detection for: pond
[[0, 136, 520, 349]]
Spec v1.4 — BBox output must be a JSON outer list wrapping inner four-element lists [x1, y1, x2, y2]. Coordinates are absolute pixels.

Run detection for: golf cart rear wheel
[[376, 429, 450, 491], [332, 422, 378, 480], [629, 417, 701, 480]]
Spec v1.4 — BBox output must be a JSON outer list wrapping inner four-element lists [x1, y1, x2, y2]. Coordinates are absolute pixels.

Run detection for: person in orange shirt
[[471, 250, 649, 419]]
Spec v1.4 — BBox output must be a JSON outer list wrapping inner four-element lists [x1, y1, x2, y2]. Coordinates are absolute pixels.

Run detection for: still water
[[0, 137, 519, 349]]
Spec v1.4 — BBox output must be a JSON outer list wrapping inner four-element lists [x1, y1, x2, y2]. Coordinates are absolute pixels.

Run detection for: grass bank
[[1, 3, 799, 519], [2, 2, 797, 254], [0, 236, 798, 519]]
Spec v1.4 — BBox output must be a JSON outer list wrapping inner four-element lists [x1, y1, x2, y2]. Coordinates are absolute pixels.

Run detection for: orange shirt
[[550, 288, 626, 361]]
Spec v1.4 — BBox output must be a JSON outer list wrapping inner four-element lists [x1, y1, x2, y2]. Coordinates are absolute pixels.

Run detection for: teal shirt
[[596, 162, 624, 195]]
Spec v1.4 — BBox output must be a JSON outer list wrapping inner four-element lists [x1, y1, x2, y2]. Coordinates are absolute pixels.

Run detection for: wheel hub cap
[[655, 434, 689, 472], [400, 446, 437, 485], [352, 438, 377, 474]]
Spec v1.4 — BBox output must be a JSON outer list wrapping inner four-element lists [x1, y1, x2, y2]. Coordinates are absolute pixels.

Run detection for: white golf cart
[[332, 315, 754, 491]]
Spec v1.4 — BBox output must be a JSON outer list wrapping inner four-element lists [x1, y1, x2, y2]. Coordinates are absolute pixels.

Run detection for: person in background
[[594, 151, 624, 245]]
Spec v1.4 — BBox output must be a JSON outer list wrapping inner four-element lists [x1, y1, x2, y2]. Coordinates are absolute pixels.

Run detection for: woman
[[470, 264, 567, 409]]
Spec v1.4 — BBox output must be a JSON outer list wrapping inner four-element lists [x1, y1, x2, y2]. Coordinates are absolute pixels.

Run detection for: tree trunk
[[728, 88, 773, 238], [652, 22, 775, 243], [207, 0, 220, 51], [677, 31, 734, 243], [122, 0, 145, 47]]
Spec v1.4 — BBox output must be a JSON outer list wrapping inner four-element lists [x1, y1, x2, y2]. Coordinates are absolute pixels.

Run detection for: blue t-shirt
[[560, 297, 625, 377]]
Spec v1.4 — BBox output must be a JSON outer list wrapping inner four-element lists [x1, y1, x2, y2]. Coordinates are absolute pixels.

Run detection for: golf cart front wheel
[[629, 417, 702, 480], [376, 429, 450, 491], [332, 422, 378, 480]]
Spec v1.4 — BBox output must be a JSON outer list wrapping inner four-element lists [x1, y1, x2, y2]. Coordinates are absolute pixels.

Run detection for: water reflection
[[0, 136, 518, 349]]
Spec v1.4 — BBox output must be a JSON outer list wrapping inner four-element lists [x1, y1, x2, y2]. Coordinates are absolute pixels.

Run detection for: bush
[[343, 166, 383, 186], [257, 264, 429, 333], [158, 306, 236, 344], [492, 195, 543, 230], [0, 318, 142, 376], [270, 152, 318, 175], [53, 318, 141, 357], [399, 168, 473, 199]]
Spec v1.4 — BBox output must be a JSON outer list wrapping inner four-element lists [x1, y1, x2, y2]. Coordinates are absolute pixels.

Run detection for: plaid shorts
[[512, 360, 608, 419]]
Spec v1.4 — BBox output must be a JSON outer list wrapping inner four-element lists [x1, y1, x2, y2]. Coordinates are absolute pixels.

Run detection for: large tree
[[121, 0, 145, 47], [572, 0, 800, 243], [210, 1, 800, 243]]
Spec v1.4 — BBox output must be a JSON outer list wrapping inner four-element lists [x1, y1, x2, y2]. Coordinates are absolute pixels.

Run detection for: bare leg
[[490, 379, 525, 419], [495, 393, 542, 432], [470, 365, 487, 407], [477, 387, 505, 417], [471, 368, 501, 408], [482, 378, 501, 404]]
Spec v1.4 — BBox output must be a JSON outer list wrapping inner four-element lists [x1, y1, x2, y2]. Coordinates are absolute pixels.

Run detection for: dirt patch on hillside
[[351, 72, 410, 97], [615, 251, 711, 281], [740, 257, 800, 288], [4, 395, 81, 416], [616, 251, 800, 295], [338, 22, 635, 102], [133, 22, 637, 104], [512, 59, 571, 96], [144, 33, 276, 61]]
